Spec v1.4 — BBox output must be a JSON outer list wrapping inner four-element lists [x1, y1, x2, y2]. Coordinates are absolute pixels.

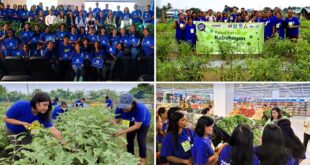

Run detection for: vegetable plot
[[0, 107, 139, 165], [216, 115, 261, 145]]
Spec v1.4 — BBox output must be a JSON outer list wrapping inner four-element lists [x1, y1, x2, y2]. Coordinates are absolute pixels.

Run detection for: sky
[[1, 83, 139, 93], [157, 0, 310, 11]]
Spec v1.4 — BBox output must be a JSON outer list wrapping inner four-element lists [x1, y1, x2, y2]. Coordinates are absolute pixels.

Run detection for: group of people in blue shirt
[[175, 6, 301, 48], [156, 107, 306, 165], [0, 2, 154, 81]]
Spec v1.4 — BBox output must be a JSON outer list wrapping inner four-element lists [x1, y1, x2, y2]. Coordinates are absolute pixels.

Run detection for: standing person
[[105, 11, 116, 27], [183, 18, 197, 50], [304, 116, 310, 150], [86, 12, 96, 30], [131, 4, 142, 24], [121, 7, 131, 28], [264, 10, 276, 40], [75, 11, 86, 29], [156, 115, 167, 164], [191, 116, 217, 165], [113, 5, 123, 29], [45, 10, 56, 26], [92, 2, 101, 18], [206, 9, 216, 22], [265, 107, 283, 126], [2, 93, 62, 145], [143, 5, 154, 27], [285, 9, 300, 40], [255, 124, 295, 165], [102, 4, 110, 20], [105, 96, 113, 109], [229, 7, 238, 22], [141, 28, 154, 56], [56, 11, 66, 24], [113, 93, 151, 165], [277, 119, 306, 165], [51, 101, 68, 120], [275, 12, 286, 39], [96, 11, 105, 29], [57, 35, 74, 81], [161, 112, 196, 165], [66, 12, 75, 28], [71, 42, 84, 81], [219, 124, 260, 165], [173, 13, 186, 43]]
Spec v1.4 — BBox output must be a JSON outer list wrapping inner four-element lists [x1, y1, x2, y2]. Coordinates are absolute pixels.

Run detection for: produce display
[[230, 107, 255, 117], [0, 107, 139, 165], [216, 115, 261, 145]]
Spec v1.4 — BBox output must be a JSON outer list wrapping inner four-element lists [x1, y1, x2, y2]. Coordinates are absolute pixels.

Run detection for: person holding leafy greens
[[264, 107, 283, 126], [2, 92, 62, 145], [113, 93, 151, 165]]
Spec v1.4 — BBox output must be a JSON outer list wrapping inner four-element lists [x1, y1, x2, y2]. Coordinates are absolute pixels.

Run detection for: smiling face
[[272, 110, 279, 120], [35, 101, 50, 114]]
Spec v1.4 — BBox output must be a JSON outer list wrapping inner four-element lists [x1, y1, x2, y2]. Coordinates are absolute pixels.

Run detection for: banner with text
[[195, 22, 264, 54]]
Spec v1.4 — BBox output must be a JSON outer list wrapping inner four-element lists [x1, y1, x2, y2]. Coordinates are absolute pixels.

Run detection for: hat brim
[[118, 103, 131, 109]]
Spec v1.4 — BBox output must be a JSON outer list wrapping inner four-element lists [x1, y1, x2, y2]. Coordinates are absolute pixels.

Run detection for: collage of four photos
[[0, 0, 309, 165]]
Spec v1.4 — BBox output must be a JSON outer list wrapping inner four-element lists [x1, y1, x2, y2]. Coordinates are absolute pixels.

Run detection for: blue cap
[[118, 93, 134, 109]]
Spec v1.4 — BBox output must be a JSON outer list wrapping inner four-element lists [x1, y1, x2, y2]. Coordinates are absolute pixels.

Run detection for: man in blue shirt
[[113, 5, 123, 29], [52, 101, 68, 120], [143, 5, 154, 27], [142, 28, 154, 56], [131, 4, 142, 24], [229, 7, 238, 22], [285, 9, 300, 40], [75, 98, 86, 107], [93, 2, 101, 18], [103, 4, 110, 20], [113, 93, 151, 165], [58, 35, 73, 80], [174, 13, 186, 43], [264, 10, 276, 40], [105, 96, 113, 109]]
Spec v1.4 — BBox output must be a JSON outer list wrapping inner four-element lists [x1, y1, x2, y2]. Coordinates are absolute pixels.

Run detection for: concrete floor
[[290, 116, 310, 165]]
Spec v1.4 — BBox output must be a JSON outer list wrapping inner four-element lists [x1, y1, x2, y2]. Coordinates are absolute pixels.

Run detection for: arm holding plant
[[113, 121, 142, 136], [49, 126, 62, 141]]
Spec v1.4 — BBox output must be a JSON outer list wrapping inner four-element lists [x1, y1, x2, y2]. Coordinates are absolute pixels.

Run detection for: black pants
[[126, 125, 149, 158], [304, 133, 310, 150]]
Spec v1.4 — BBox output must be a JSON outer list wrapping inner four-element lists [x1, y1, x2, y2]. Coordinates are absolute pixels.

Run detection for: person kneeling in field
[[2, 93, 62, 146]]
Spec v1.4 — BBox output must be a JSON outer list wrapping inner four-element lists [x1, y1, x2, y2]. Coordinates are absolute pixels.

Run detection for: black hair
[[60, 101, 67, 107], [256, 124, 290, 165], [30, 92, 52, 121], [277, 119, 305, 160], [167, 107, 181, 120], [105, 96, 109, 99], [201, 108, 210, 115], [157, 107, 166, 117], [81, 98, 85, 101], [167, 112, 184, 146], [229, 124, 253, 165], [195, 116, 214, 137], [271, 107, 282, 121], [178, 13, 183, 17], [53, 97, 59, 102]]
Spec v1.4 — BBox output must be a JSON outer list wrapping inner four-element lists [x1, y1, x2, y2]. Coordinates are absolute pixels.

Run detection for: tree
[[190, 8, 200, 14], [0, 85, 9, 102], [129, 84, 154, 100]]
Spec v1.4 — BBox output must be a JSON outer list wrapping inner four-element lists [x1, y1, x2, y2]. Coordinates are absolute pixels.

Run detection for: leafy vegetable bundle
[[1, 107, 139, 165], [216, 115, 262, 145]]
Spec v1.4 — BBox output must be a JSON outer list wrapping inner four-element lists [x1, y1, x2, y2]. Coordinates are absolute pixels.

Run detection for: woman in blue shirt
[[285, 9, 300, 40], [192, 116, 215, 165], [174, 13, 186, 43], [143, 5, 154, 27], [141, 28, 154, 56], [264, 10, 276, 41], [110, 28, 120, 47], [161, 111, 196, 165], [20, 23, 33, 46], [255, 124, 295, 165], [3, 92, 62, 145], [277, 119, 306, 165], [51, 101, 68, 120], [71, 42, 84, 81], [68, 26, 80, 45], [184, 18, 197, 50], [219, 124, 260, 165], [113, 93, 151, 165], [98, 27, 109, 54], [275, 12, 285, 40]]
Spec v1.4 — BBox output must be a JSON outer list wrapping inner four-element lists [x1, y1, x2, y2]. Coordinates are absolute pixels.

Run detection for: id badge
[[181, 140, 191, 152], [289, 22, 293, 27], [180, 23, 184, 28], [190, 28, 194, 34], [122, 120, 130, 127], [276, 23, 280, 29]]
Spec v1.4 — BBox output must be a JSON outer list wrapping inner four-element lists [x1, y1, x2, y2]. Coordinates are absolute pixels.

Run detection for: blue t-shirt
[[175, 20, 185, 41], [72, 51, 84, 67], [192, 136, 214, 165], [142, 36, 154, 56], [113, 10, 123, 20], [229, 13, 238, 22], [143, 10, 154, 24], [56, 31, 68, 41], [185, 24, 196, 45], [87, 34, 98, 43], [197, 17, 207, 22], [93, 8, 101, 17], [75, 99, 84, 107], [3, 38, 18, 50], [161, 128, 196, 164], [21, 30, 33, 43], [285, 17, 300, 38], [99, 34, 110, 46], [110, 35, 120, 47], [122, 12, 131, 21], [103, 9, 110, 18], [219, 145, 260, 165], [114, 102, 151, 126], [131, 10, 142, 23], [51, 105, 68, 120], [93, 50, 105, 58], [69, 33, 80, 42], [105, 99, 113, 108], [120, 35, 130, 47], [275, 18, 285, 39], [264, 17, 275, 39], [57, 44, 73, 60], [5, 100, 53, 134]]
